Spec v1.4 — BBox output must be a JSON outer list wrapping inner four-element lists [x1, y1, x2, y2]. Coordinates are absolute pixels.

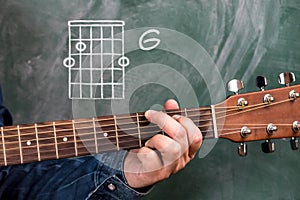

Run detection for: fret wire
[[1, 98, 290, 134], [2, 133, 75, 145], [136, 113, 142, 147], [184, 108, 188, 117], [2, 120, 143, 142], [1, 124, 275, 156], [34, 123, 41, 162], [113, 115, 120, 151], [1, 127, 7, 166], [72, 120, 78, 157], [4, 121, 73, 132], [5, 134, 148, 156], [92, 117, 99, 154], [3, 114, 209, 138], [0, 120, 289, 148], [0, 107, 234, 135], [1, 126, 74, 139], [0, 107, 213, 132], [0, 98, 291, 147], [0, 130, 144, 151], [17, 125, 23, 164], [4, 142, 144, 162], [2, 104, 296, 164], [0, 121, 286, 149], [5, 135, 144, 156], [2, 98, 284, 162], [2, 134, 142, 152], [53, 122, 59, 159]]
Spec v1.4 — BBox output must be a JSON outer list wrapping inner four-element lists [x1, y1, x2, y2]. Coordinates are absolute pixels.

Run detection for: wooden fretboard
[[0, 107, 214, 166]]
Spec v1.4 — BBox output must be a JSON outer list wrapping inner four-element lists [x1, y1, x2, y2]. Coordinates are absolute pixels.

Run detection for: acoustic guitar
[[0, 74, 299, 166]]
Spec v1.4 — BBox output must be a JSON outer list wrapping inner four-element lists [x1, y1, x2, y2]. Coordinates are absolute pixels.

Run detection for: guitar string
[[1, 106, 212, 132], [0, 125, 296, 161], [1, 143, 143, 165], [0, 122, 295, 156], [0, 93, 280, 134], [0, 100, 267, 134], [0, 123, 293, 165], [2, 121, 294, 150], [0, 98, 294, 143], [2, 136, 146, 153], [2, 122, 288, 153], [1, 120, 294, 148], [0, 98, 297, 159], [2, 97, 272, 133], [1, 97, 290, 135], [0, 124, 281, 163], [0, 112, 213, 140], [1, 91, 298, 164]]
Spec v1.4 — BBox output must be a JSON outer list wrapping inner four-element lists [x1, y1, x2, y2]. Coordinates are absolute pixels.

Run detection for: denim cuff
[[89, 151, 153, 199]]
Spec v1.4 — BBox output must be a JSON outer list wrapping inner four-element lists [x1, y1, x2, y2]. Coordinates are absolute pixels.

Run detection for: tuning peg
[[256, 76, 268, 91], [261, 140, 275, 153], [290, 137, 299, 150], [278, 72, 296, 86], [293, 121, 300, 133], [227, 79, 244, 94], [238, 143, 247, 156]]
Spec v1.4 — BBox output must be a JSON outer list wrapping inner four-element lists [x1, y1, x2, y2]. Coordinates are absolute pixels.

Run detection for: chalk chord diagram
[[63, 20, 129, 99]]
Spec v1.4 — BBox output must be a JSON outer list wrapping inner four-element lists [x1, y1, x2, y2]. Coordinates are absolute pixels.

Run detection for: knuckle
[[192, 129, 203, 144]]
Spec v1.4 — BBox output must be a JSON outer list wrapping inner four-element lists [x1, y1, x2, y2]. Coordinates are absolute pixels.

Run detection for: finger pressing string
[[145, 110, 168, 129]]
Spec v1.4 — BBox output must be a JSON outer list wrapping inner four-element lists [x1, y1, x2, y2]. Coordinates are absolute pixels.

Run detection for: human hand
[[124, 99, 202, 188]]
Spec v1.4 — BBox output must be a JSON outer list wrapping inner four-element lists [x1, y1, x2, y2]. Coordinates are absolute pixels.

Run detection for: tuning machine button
[[292, 121, 300, 133], [263, 94, 275, 104], [278, 72, 296, 86], [237, 98, 248, 108], [227, 79, 244, 94], [238, 143, 247, 156], [267, 123, 277, 135], [261, 140, 275, 153], [289, 90, 300, 101], [256, 76, 268, 91], [240, 126, 251, 138], [290, 137, 299, 150]]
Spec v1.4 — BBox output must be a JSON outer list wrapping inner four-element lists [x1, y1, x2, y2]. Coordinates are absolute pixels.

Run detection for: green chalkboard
[[1, 0, 300, 199]]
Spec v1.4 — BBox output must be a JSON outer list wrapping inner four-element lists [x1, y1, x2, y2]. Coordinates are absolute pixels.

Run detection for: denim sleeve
[[0, 152, 151, 200], [0, 86, 151, 199]]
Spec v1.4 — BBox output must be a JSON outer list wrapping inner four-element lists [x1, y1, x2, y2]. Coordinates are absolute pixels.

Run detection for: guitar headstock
[[215, 73, 300, 156]]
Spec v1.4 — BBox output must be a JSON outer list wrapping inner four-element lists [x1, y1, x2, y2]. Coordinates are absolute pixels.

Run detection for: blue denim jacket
[[0, 86, 149, 199]]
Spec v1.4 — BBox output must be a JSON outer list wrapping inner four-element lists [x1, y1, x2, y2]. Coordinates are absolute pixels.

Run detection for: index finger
[[145, 110, 189, 151]]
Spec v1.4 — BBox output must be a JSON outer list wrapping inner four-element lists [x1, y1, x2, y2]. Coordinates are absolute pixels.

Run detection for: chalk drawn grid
[[63, 20, 129, 99]]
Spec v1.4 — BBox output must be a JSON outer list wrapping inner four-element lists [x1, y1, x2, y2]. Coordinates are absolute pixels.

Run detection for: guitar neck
[[0, 107, 214, 166]]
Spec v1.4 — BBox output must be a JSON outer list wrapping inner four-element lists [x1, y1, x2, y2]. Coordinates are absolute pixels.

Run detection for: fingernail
[[145, 110, 154, 121], [172, 114, 181, 120]]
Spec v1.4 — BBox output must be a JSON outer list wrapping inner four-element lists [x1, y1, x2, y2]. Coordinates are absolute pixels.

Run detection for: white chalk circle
[[75, 41, 87, 52], [118, 56, 130, 67], [63, 57, 75, 68]]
